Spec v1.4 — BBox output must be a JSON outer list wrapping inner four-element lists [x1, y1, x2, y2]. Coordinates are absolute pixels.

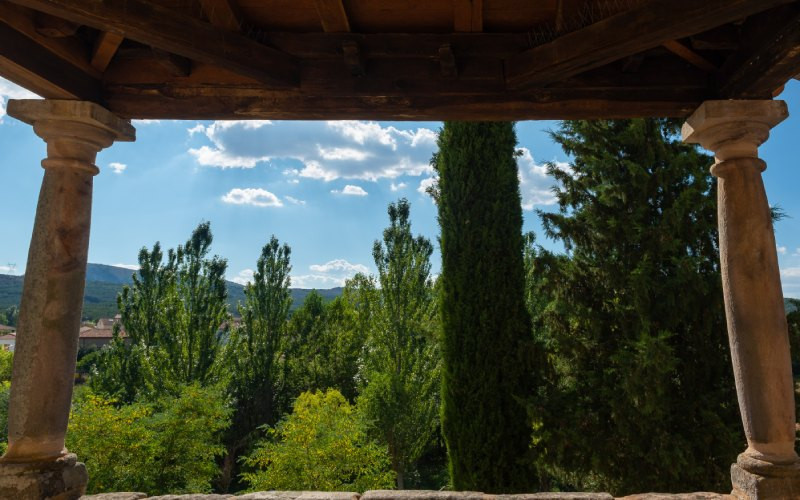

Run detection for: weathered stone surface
[[0, 453, 88, 500], [81, 493, 148, 500], [681, 100, 797, 468], [146, 495, 230, 500], [731, 461, 800, 500], [494, 494, 613, 500], [617, 493, 733, 500], [363, 491, 484, 500], [237, 492, 359, 500]]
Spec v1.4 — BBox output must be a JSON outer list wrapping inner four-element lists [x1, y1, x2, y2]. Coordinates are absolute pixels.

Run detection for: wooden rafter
[[662, 40, 717, 72], [506, 0, 794, 89], [198, 0, 242, 31], [90, 31, 123, 72], [717, 4, 800, 98], [0, 20, 100, 100], [454, 0, 482, 33], [8, 0, 299, 87], [314, 0, 350, 33]]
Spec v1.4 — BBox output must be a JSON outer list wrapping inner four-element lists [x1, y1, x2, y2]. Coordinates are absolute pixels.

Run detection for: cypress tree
[[526, 119, 741, 494], [432, 122, 535, 493]]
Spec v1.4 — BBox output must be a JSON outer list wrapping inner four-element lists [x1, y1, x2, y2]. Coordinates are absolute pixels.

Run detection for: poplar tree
[[432, 122, 536, 493], [527, 119, 741, 494]]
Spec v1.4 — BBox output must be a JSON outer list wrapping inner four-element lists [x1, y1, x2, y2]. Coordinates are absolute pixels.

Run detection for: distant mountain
[[0, 263, 342, 320]]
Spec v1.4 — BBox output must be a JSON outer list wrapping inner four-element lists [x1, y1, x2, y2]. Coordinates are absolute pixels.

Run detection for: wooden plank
[[506, 0, 793, 89], [0, 20, 101, 101], [91, 31, 123, 72], [439, 44, 457, 77], [33, 11, 78, 37], [8, 0, 299, 87], [314, 0, 350, 33], [662, 40, 717, 72], [454, 0, 482, 32], [104, 88, 706, 121], [0, 3, 100, 78], [265, 32, 531, 59], [341, 41, 364, 76], [198, 0, 242, 31], [718, 5, 800, 98]]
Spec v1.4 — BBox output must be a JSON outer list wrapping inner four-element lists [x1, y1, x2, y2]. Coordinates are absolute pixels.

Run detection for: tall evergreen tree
[[527, 119, 741, 494], [357, 199, 440, 489], [432, 122, 536, 492]]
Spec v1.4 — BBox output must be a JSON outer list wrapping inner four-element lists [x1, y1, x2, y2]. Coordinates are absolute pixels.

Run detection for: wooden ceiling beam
[[454, 0, 482, 33], [0, 20, 101, 101], [314, 0, 350, 33], [91, 31, 123, 72], [506, 0, 794, 89], [8, 0, 299, 87], [662, 40, 717, 72], [198, 0, 242, 31], [717, 5, 800, 98]]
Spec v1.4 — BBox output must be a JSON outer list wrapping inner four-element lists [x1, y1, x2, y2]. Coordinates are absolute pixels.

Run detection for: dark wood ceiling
[[1, 0, 799, 121]]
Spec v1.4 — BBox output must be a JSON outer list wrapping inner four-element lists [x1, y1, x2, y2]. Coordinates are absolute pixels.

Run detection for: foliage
[[92, 222, 230, 401], [242, 389, 395, 492], [433, 122, 537, 493], [1, 306, 17, 327], [526, 119, 741, 494], [67, 384, 230, 495], [222, 236, 293, 491], [356, 199, 441, 489]]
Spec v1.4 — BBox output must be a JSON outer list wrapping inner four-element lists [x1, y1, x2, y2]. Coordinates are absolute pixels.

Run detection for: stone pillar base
[[731, 455, 800, 500], [0, 453, 88, 499]]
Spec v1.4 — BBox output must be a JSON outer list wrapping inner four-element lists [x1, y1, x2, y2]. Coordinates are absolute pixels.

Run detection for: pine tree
[[433, 122, 536, 493], [527, 119, 741, 494]]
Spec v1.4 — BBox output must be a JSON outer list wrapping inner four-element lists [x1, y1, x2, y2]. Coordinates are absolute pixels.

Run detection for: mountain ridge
[[0, 263, 343, 320]]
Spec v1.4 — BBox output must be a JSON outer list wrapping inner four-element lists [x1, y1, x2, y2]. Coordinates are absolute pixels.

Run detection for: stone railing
[[80, 489, 733, 500]]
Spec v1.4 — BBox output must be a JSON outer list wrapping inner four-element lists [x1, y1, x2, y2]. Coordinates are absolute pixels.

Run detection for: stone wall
[[80, 489, 733, 500]]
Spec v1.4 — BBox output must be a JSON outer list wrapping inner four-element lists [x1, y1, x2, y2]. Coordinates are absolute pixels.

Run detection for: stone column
[[0, 100, 134, 499], [682, 100, 800, 500]]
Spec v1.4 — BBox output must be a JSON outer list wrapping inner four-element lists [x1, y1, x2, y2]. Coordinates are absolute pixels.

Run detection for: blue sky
[[1, 77, 799, 297]]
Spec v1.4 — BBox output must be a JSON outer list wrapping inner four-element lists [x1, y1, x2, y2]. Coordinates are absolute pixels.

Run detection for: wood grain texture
[[91, 31, 124, 72], [199, 0, 242, 31], [8, 0, 299, 86], [454, 0, 482, 32], [314, 0, 350, 32], [506, 0, 794, 88]]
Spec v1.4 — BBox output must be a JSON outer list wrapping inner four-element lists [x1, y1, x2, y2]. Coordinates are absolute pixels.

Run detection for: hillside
[[1, 263, 342, 320]]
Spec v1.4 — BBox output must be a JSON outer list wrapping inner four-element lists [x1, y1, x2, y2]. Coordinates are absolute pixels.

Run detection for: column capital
[[681, 100, 788, 163], [7, 100, 135, 175]]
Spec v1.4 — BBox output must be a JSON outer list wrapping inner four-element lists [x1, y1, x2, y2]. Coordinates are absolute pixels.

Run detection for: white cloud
[[285, 195, 306, 206], [188, 120, 437, 181], [332, 185, 368, 196], [109, 162, 127, 174], [793, 248, 800, 257], [0, 77, 40, 123], [113, 263, 140, 270], [231, 269, 254, 286], [418, 176, 437, 195], [132, 119, 161, 125], [782, 268, 800, 278], [517, 148, 559, 210], [782, 267, 800, 298], [309, 259, 369, 274], [293, 259, 369, 288], [390, 182, 407, 192], [777, 245, 787, 255], [0, 264, 17, 274], [222, 188, 283, 207]]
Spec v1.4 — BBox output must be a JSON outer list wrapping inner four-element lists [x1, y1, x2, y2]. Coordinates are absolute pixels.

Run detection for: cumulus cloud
[[293, 259, 369, 288], [390, 182, 407, 192], [231, 269, 254, 286], [188, 120, 437, 181], [0, 77, 40, 123], [418, 177, 437, 195], [777, 245, 787, 255], [222, 188, 283, 207], [0, 264, 18, 274], [109, 162, 127, 174], [517, 148, 559, 210], [332, 185, 368, 196]]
